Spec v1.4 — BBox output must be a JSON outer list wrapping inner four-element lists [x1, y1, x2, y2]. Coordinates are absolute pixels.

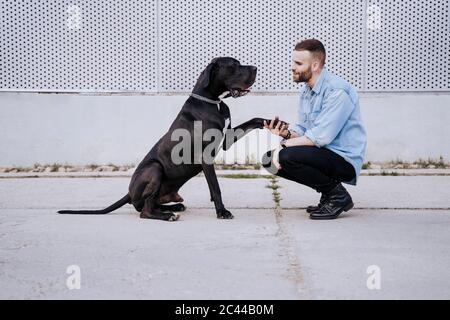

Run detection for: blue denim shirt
[[291, 69, 367, 185]]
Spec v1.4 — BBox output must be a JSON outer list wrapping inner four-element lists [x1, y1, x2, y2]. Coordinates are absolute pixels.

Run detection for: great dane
[[58, 57, 286, 221]]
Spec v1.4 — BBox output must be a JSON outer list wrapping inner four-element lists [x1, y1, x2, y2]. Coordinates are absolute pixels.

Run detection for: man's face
[[291, 50, 313, 84]]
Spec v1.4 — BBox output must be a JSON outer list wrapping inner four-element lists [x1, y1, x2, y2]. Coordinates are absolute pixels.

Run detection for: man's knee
[[278, 148, 292, 166], [261, 149, 283, 175], [279, 146, 314, 167], [261, 148, 295, 169], [262, 150, 273, 168]]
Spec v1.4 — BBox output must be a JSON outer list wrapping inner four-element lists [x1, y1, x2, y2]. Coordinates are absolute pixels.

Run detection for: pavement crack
[[268, 176, 311, 299], [266, 176, 282, 206]]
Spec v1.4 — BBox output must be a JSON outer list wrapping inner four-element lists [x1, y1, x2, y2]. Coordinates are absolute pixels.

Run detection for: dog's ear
[[198, 59, 219, 89]]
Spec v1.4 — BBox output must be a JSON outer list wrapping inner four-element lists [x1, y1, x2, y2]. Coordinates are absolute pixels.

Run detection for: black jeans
[[263, 146, 356, 194]]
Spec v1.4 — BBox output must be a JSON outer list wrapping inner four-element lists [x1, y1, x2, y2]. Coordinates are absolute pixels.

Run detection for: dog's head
[[194, 57, 257, 98]]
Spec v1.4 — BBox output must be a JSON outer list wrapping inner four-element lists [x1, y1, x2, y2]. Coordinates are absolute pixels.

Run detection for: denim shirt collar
[[310, 68, 328, 95]]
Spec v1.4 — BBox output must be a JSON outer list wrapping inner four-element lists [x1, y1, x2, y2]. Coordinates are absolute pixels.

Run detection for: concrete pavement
[[0, 174, 449, 299]]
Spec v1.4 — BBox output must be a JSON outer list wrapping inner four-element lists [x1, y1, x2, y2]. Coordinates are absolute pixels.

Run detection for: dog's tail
[[58, 194, 131, 215]]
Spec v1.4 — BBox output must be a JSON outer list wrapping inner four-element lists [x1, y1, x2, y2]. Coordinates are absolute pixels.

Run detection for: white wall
[[1, 92, 449, 167]]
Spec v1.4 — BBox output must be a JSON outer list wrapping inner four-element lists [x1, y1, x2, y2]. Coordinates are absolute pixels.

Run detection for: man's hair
[[295, 39, 326, 67]]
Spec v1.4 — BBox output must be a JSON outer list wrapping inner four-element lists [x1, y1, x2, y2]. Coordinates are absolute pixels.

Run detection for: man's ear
[[311, 60, 321, 73]]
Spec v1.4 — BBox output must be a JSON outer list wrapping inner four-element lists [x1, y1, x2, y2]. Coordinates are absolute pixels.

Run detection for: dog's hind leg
[[142, 195, 180, 221], [138, 165, 180, 222], [157, 203, 186, 212], [158, 191, 184, 204]]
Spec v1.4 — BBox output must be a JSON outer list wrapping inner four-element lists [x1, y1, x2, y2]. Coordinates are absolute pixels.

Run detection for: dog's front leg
[[223, 118, 288, 151], [202, 163, 234, 219]]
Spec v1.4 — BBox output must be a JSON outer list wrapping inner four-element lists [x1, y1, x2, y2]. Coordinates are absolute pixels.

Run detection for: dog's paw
[[140, 211, 180, 222], [171, 203, 186, 212], [217, 209, 234, 220], [169, 213, 180, 222]]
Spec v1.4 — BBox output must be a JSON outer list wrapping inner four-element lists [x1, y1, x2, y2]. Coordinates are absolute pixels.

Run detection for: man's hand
[[264, 117, 290, 138]]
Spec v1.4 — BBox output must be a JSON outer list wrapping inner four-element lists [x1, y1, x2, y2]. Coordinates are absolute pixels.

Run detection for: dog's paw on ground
[[171, 203, 186, 212], [139, 211, 180, 221], [217, 210, 234, 220], [169, 213, 180, 222]]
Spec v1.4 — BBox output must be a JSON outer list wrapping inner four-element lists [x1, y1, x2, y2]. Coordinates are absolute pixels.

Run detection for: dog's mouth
[[229, 87, 252, 98]]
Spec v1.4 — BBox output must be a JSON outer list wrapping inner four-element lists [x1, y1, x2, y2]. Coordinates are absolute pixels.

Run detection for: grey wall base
[[1, 92, 449, 167]]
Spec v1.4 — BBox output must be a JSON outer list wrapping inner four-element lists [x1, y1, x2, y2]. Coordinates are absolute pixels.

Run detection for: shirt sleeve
[[291, 92, 306, 136], [291, 118, 306, 137], [304, 89, 355, 147]]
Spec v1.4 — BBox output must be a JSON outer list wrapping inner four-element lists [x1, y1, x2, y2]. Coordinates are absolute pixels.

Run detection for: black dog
[[58, 57, 286, 221]]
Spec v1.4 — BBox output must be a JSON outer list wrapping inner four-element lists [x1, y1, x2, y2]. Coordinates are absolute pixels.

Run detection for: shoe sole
[[310, 202, 354, 220], [306, 207, 319, 214]]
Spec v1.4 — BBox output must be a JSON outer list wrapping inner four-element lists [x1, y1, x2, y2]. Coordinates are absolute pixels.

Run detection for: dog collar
[[190, 93, 222, 104], [190, 93, 221, 108]]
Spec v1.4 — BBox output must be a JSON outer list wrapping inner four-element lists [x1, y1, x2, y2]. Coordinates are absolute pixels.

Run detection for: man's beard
[[293, 68, 313, 83]]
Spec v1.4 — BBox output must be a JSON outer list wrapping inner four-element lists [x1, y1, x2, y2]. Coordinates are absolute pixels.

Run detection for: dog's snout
[[250, 66, 257, 73]]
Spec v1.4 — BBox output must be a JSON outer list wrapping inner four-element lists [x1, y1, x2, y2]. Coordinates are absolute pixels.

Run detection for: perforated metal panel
[[367, 0, 450, 91], [0, 0, 158, 91], [1, 0, 449, 92], [159, 0, 365, 92]]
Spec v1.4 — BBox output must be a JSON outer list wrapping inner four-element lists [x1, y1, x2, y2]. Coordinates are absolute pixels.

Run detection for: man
[[263, 39, 367, 220]]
